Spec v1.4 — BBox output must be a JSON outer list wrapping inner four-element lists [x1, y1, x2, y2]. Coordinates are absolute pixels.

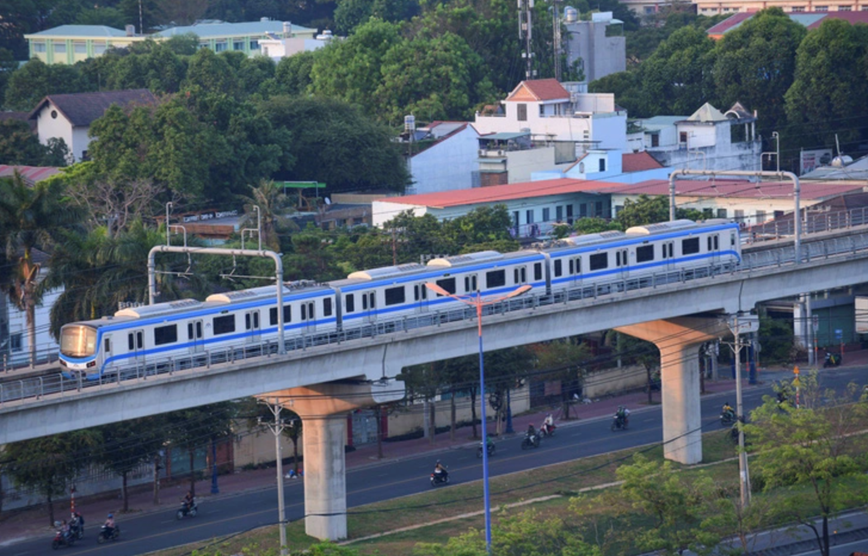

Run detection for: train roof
[[624, 219, 718, 236], [346, 263, 427, 281], [61, 315, 137, 329], [427, 251, 503, 268], [205, 281, 330, 304], [114, 298, 203, 319]]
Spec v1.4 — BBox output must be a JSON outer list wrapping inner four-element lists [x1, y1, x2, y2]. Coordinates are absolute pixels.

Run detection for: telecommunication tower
[[519, 0, 536, 80]]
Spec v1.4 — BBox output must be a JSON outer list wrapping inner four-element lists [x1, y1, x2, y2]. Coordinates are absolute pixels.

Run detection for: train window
[[302, 302, 315, 320], [534, 262, 542, 281], [128, 334, 134, 350], [245, 313, 250, 329], [346, 294, 355, 313], [323, 298, 333, 316], [436, 277, 456, 295], [302, 303, 307, 319], [188, 323, 193, 339], [136, 331, 143, 349], [731, 233, 736, 247], [385, 286, 405, 306], [154, 324, 178, 346], [707, 235, 719, 250], [636, 245, 654, 263], [590, 253, 608, 271], [244, 312, 259, 330], [269, 306, 292, 325], [682, 237, 700, 255], [487, 270, 506, 288], [667, 243, 674, 258], [104, 338, 111, 353], [213, 315, 236, 335], [553, 259, 563, 277]]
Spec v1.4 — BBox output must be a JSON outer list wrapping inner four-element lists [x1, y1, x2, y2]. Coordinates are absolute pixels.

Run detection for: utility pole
[[552, 0, 561, 82], [723, 313, 758, 508], [519, 0, 535, 80], [262, 400, 288, 556]]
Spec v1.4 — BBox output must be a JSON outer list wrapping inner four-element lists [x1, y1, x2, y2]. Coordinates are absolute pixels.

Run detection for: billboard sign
[[856, 297, 868, 334], [800, 149, 833, 175]]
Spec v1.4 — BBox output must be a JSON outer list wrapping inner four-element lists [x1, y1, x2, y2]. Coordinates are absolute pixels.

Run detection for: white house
[[28, 89, 156, 162], [405, 121, 480, 195]]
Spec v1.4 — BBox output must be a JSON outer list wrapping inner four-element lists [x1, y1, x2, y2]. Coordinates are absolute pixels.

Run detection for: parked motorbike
[[823, 352, 842, 368], [520, 433, 540, 450], [177, 499, 199, 520], [51, 530, 74, 550], [539, 422, 557, 439], [430, 470, 450, 487], [477, 440, 496, 459], [97, 525, 120, 544], [611, 415, 629, 431]]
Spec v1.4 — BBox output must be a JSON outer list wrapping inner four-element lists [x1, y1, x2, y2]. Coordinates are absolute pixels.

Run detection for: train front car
[[59, 319, 113, 378]]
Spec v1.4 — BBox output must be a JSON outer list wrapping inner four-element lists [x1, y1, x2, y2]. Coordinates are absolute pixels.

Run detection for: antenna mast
[[519, 0, 535, 80], [552, 0, 562, 81]]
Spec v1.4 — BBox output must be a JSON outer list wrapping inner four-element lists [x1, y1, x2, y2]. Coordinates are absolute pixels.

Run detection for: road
[[2, 367, 865, 556]]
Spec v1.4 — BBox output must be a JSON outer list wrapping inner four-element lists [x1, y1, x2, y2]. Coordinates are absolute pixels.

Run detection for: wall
[[583, 364, 647, 398], [36, 106, 73, 157], [505, 147, 558, 183], [410, 126, 479, 194], [372, 201, 427, 227], [5, 282, 62, 366], [234, 426, 309, 468]]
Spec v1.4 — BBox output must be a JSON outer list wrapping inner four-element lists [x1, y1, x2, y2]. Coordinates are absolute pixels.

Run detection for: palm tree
[[0, 173, 83, 365], [238, 180, 297, 252]]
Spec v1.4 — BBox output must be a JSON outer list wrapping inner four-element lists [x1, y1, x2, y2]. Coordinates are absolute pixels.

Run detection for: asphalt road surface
[[3, 367, 865, 556]]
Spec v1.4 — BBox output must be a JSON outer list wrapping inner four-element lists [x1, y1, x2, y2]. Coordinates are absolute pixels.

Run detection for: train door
[[464, 274, 479, 295], [187, 320, 204, 353], [301, 300, 317, 331], [357, 291, 376, 324], [414, 283, 429, 312], [101, 334, 113, 369], [661, 241, 675, 270], [245, 311, 261, 343], [127, 329, 144, 366], [616, 249, 630, 279], [707, 234, 720, 266]]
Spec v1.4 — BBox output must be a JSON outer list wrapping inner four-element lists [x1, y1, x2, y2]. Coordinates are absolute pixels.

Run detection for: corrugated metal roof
[[154, 20, 314, 38], [376, 178, 622, 209], [0, 165, 61, 185], [26, 25, 130, 38], [608, 179, 865, 201]]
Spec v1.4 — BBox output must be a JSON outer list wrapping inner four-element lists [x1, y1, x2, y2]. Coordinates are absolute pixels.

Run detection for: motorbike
[[177, 499, 199, 520], [520, 432, 540, 450], [611, 414, 629, 431], [430, 470, 449, 487], [477, 440, 496, 459], [823, 352, 842, 368], [720, 410, 736, 426], [97, 524, 121, 544], [539, 422, 556, 439], [51, 530, 74, 550]]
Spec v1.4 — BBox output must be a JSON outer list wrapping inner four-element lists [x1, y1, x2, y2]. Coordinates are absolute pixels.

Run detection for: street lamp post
[[424, 283, 532, 554]]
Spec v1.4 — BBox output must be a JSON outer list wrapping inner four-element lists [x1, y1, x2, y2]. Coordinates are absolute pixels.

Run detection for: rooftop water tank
[[564, 6, 578, 22]]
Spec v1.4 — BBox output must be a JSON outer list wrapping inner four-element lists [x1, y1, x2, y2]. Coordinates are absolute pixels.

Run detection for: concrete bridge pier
[[615, 317, 727, 465], [259, 378, 405, 541]]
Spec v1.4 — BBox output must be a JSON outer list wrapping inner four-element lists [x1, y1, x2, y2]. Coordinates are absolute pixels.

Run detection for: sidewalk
[[2, 350, 864, 547]]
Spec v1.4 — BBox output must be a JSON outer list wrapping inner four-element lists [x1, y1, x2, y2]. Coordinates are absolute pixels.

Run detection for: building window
[[517, 103, 527, 121], [838, 4, 851, 8], [651, 134, 659, 147], [599, 158, 606, 172], [539, 105, 545, 117], [526, 209, 534, 224], [579, 203, 588, 218], [74, 42, 86, 53], [556, 206, 563, 221], [54, 43, 67, 53], [679, 131, 688, 144], [93, 42, 106, 54], [33, 41, 47, 53], [791, 6, 806, 11], [542, 208, 550, 222], [579, 162, 585, 173], [755, 210, 766, 223], [815, 5, 828, 10], [249, 40, 259, 49], [717, 209, 727, 218], [10, 333, 22, 352], [51, 110, 58, 119], [215, 41, 227, 52], [644, 6, 655, 13], [595, 201, 603, 217], [233, 40, 245, 50]]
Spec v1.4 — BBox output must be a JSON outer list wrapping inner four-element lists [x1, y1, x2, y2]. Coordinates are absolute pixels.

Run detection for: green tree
[[532, 338, 589, 419], [4, 430, 100, 525], [334, 0, 419, 34], [273, 51, 317, 96], [96, 416, 167, 512], [745, 373, 868, 556], [617, 454, 720, 555], [713, 8, 806, 140], [0, 174, 83, 364], [238, 180, 298, 252], [784, 19, 868, 148], [399, 362, 448, 444], [615, 195, 703, 229], [185, 48, 239, 95], [166, 402, 236, 496], [0, 120, 50, 165], [573, 216, 622, 234], [4, 58, 88, 111]]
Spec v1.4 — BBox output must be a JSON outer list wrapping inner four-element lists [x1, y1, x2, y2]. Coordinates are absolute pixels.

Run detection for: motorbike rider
[[721, 402, 734, 419], [615, 406, 630, 426], [527, 423, 537, 438], [60, 519, 71, 543], [69, 512, 83, 537], [433, 460, 448, 480], [183, 490, 195, 512], [542, 414, 555, 435], [103, 513, 116, 538]]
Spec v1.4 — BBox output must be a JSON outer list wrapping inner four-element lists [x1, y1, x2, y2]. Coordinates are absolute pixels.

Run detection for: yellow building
[[25, 19, 318, 65]]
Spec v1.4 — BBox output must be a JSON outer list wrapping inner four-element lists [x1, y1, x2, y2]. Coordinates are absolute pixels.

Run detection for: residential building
[[800, 154, 868, 182], [27, 89, 156, 162], [636, 102, 761, 173], [260, 29, 335, 60], [25, 19, 317, 64], [405, 121, 480, 195], [563, 11, 626, 83], [706, 11, 868, 35], [532, 149, 671, 183], [473, 79, 628, 185]]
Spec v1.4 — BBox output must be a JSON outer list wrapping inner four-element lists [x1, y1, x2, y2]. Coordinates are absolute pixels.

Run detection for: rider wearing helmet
[[722, 402, 734, 419], [104, 513, 115, 537], [433, 460, 448, 479]]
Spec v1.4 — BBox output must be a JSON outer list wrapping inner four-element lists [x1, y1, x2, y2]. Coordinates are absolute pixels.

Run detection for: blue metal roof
[[27, 25, 131, 38], [154, 20, 314, 38]]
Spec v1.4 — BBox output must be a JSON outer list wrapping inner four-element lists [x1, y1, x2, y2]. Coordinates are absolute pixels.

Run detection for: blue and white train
[[59, 219, 741, 379]]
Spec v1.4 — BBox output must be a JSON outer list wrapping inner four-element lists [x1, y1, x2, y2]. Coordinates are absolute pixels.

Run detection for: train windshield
[[60, 326, 97, 358]]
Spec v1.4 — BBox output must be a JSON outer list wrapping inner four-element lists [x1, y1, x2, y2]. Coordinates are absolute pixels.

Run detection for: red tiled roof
[[805, 11, 868, 27], [506, 79, 570, 102], [708, 11, 868, 39], [622, 152, 663, 173], [606, 179, 864, 201], [0, 165, 61, 185], [377, 178, 623, 208], [706, 12, 755, 38]]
